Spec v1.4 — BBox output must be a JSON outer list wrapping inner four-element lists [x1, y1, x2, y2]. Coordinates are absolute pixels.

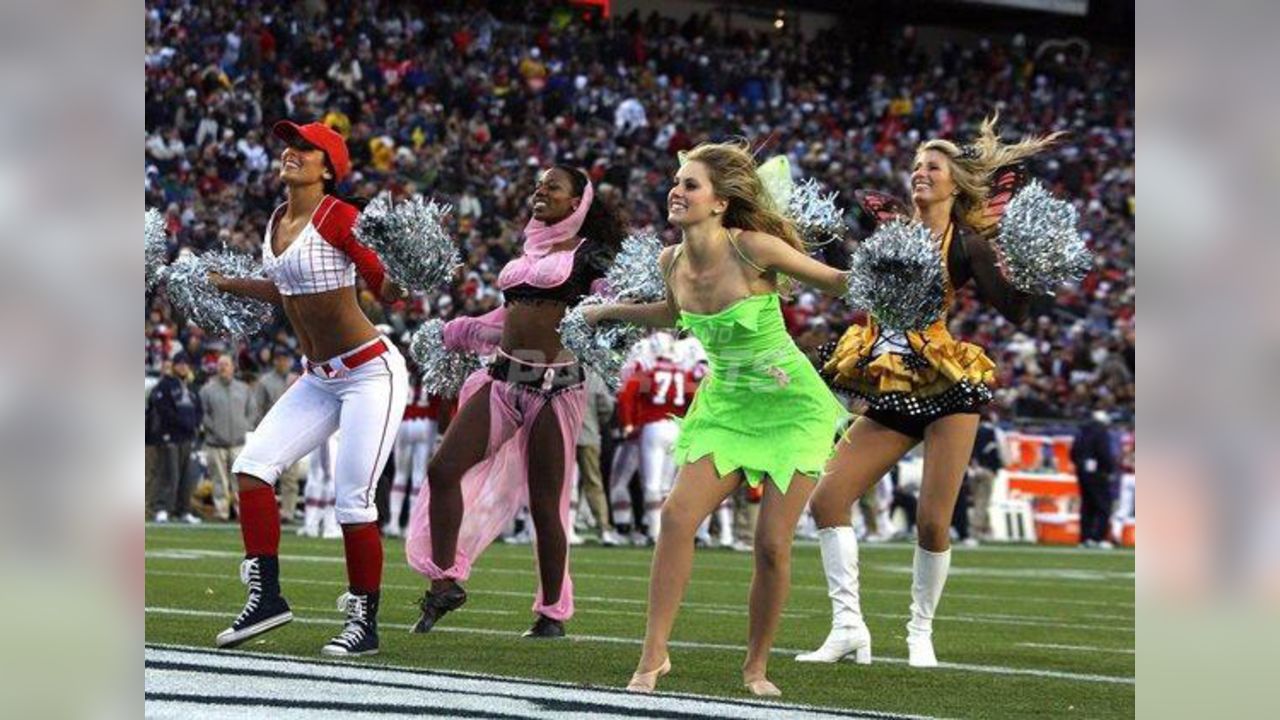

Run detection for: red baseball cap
[[272, 120, 351, 182]]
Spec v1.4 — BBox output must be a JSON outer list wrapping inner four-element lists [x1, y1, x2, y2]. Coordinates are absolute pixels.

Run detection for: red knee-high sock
[[341, 523, 383, 594], [239, 486, 280, 557]]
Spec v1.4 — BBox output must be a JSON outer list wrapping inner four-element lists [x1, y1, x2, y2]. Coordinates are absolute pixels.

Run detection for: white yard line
[[143, 523, 1135, 557], [1018, 642, 1136, 655], [146, 531, 1136, 569], [147, 547, 1133, 599], [145, 606, 1133, 686], [145, 548, 1131, 627], [158, 568, 1130, 632], [148, 540, 1134, 608], [152, 568, 1136, 631], [148, 569, 803, 619]]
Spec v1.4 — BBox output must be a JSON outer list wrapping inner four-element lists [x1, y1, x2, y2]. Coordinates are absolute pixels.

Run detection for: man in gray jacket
[[200, 354, 256, 520], [254, 347, 303, 523], [576, 369, 622, 545]]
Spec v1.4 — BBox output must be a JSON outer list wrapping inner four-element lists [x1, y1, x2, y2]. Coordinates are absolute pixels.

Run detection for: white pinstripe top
[[262, 197, 359, 296]]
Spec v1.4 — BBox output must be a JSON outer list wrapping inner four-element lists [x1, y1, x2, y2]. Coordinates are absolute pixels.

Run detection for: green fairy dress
[[673, 292, 849, 494]]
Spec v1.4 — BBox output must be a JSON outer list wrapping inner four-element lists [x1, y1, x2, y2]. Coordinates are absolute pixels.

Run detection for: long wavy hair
[[681, 140, 804, 253], [918, 114, 1065, 232], [554, 164, 625, 252]]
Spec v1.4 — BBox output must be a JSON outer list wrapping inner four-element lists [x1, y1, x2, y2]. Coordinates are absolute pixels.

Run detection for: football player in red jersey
[[616, 335, 704, 543]]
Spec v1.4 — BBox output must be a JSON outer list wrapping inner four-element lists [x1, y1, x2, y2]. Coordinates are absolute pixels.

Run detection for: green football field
[[144, 525, 1134, 718]]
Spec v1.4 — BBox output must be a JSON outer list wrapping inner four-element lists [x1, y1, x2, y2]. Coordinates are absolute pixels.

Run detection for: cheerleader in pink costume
[[406, 167, 623, 637]]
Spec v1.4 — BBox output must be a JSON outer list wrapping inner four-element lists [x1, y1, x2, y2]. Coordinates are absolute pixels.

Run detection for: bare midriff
[[501, 301, 576, 366], [281, 286, 381, 362]]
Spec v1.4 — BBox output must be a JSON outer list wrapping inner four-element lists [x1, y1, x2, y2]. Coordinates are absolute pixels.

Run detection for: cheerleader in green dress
[[582, 141, 849, 697]]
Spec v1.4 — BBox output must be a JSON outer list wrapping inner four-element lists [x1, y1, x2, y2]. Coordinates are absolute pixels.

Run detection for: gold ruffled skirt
[[822, 321, 997, 415]]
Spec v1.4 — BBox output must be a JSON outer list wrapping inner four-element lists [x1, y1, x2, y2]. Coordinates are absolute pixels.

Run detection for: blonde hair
[[917, 114, 1065, 232], [682, 139, 804, 253]]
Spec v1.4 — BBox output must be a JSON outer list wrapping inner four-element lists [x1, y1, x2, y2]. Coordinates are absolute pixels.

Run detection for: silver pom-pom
[[164, 250, 274, 338], [355, 192, 459, 291], [787, 178, 846, 248], [408, 319, 482, 397], [996, 181, 1092, 295], [846, 219, 945, 332], [145, 208, 169, 290], [604, 230, 665, 302], [560, 295, 645, 390]]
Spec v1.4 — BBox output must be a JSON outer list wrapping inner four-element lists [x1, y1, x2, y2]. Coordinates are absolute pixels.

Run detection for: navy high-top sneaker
[[322, 591, 380, 657], [215, 556, 293, 648]]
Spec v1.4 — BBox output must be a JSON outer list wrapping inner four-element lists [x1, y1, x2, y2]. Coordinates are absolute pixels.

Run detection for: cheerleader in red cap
[[209, 120, 408, 657]]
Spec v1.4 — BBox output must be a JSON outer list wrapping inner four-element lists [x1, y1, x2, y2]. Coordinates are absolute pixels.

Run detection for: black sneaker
[[322, 591, 380, 657], [216, 556, 293, 648], [412, 583, 467, 633], [522, 614, 566, 638]]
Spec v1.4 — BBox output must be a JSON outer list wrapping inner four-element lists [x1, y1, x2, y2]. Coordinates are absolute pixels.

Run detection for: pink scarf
[[497, 181, 594, 290]]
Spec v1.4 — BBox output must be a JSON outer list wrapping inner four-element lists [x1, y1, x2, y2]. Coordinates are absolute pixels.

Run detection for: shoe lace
[[332, 592, 369, 647], [233, 559, 262, 625]]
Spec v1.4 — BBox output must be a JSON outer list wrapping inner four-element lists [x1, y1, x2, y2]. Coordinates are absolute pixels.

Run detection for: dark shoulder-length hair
[[322, 160, 369, 211], [555, 164, 625, 252]]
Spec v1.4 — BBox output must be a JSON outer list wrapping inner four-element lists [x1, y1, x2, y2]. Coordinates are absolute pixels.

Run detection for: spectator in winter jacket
[[1071, 410, 1117, 547], [200, 354, 255, 520], [148, 353, 203, 523]]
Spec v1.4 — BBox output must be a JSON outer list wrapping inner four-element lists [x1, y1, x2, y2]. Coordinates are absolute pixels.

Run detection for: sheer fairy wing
[[755, 155, 793, 210], [853, 189, 910, 231], [982, 164, 1029, 225]]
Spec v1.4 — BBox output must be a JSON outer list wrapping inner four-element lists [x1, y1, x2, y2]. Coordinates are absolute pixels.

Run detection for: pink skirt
[[405, 367, 586, 621]]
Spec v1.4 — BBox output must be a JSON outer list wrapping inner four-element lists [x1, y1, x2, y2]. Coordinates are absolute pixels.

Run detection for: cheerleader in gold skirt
[[798, 116, 1065, 668]]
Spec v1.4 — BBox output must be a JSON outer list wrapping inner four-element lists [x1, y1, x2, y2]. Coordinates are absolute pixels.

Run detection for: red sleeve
[[618, 374, 641, 428], [315, 196, 387, 293]]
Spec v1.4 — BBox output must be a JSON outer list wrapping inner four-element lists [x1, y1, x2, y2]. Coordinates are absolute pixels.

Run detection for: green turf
[[145, 525, 1134, 718]]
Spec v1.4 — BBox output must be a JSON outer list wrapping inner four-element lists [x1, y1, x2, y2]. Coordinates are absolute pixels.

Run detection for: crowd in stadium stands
[[145, 1, 1134, 467]]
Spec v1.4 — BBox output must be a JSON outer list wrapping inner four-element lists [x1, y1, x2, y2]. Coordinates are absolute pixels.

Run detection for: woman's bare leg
[[526, 401, 569, 608], [634, 456, 740, 674], [810, 417, 919, 529], [742, 473, 817, 685], [917, 414, 980, 551], [908, 412, 980, 666], [796, 417, 918, 665], [425, 382, 493, 591]]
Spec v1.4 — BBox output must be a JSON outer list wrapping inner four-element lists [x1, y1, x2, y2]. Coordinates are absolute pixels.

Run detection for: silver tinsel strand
[[560, 295, 645, 390], [787, 178, 846, 248], [355, 192, 459, 292], [408, 319, 482, 397], [846, 219, 945, 332], [164, 249, 274, 338], [145, 208, 169, 290], [996, 181, 1092, 295], [604, 230, 665, 302]]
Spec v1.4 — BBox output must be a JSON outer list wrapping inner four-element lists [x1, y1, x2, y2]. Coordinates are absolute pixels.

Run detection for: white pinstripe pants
[[234, 341, 408, 524]]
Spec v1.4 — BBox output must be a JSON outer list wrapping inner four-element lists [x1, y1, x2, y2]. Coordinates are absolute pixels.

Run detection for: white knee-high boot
[[907, 545, 951, 667], [796, 526, 872, 664]]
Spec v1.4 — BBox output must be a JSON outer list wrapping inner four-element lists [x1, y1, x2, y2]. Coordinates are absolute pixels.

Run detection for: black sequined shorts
[[856, 381, 990, 440], [862, 405, 980, 440]]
